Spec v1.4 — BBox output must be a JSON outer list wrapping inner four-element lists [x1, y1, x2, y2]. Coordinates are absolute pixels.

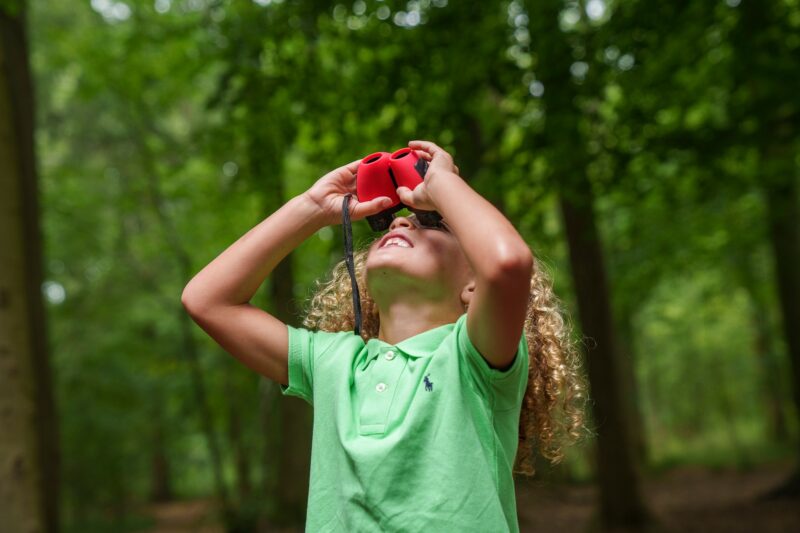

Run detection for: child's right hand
[[302, 158, 394, 227]]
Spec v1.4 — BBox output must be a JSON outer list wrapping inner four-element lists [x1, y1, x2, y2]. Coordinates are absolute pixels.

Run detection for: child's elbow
[[487, 245, 533, 283], [181, 282, 207, 317]]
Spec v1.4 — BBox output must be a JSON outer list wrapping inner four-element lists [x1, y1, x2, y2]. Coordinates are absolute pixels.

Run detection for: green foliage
[[25, 0, 799, 528], [0, 0, 22, 16]]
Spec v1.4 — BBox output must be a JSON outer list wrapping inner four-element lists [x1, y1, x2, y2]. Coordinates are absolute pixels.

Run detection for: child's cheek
[[428, 241, 455, 266]]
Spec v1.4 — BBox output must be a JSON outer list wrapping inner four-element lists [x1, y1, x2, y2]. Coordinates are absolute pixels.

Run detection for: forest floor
[[141, 497, 223, 533], [516, 458, 799, 532], [139, 459, 798, 532]]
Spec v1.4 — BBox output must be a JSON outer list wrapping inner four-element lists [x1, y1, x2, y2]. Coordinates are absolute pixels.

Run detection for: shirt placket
[[359, 348, 406, 435]]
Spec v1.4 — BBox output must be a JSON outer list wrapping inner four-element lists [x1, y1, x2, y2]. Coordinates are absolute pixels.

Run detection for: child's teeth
[[385, 238, 410, 248]]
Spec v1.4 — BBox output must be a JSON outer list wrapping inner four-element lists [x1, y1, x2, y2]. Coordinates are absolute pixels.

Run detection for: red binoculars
[[356, 147, 443, 231]]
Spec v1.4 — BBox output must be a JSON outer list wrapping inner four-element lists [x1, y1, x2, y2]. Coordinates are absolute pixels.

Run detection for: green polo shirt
[[279, 311, 529, 532]]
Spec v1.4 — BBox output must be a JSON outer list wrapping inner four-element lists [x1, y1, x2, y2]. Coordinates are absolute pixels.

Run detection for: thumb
[[351, 196, 392, 220], [395, 186, 414, 205]]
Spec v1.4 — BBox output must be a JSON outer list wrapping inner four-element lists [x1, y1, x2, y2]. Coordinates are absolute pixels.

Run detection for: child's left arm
[[397, 140, 533, 371]]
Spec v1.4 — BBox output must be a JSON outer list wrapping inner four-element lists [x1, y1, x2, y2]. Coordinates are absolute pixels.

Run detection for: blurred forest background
[[2, 0, 799, 532]]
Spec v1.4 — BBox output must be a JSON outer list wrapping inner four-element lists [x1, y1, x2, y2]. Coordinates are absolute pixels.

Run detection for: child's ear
[[460, 280, 476, 310]]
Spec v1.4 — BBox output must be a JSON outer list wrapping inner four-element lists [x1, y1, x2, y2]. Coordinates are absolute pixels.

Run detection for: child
[[182, 140, 588, 532]]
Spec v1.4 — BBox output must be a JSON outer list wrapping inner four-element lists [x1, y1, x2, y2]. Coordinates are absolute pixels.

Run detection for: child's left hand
[[396, 140, 460, 212], [395, 182, 437, 212]]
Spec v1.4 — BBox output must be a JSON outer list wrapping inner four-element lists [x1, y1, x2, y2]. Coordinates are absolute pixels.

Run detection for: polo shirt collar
[[365, 319, 459, 361]]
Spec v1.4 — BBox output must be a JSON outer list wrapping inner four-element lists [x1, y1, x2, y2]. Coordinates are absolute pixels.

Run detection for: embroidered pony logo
[[423, 373, 433, 392]]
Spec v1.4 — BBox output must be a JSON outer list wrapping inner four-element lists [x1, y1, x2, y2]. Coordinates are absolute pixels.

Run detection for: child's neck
[[376, 300, 463, 345]]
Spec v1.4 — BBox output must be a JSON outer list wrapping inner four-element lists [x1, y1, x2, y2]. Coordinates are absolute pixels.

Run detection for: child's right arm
[[181, 159, 392, 385]]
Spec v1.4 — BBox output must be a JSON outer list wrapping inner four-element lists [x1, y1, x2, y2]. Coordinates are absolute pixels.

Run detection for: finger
[[351, 196, 392, 219], [345, 161, 363, 186], [413, 149, 432, 161], [343, 159, 361, 175], [410, 141, 453, 165], [409, 140, 442, 154], [395, 186, 415, 207]]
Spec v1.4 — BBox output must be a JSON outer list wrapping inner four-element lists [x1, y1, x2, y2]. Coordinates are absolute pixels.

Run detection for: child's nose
[[389, 216, 415, 231]]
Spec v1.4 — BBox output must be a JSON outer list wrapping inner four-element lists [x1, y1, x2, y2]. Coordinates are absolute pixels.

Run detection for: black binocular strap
[[342, 194, 363, 336]]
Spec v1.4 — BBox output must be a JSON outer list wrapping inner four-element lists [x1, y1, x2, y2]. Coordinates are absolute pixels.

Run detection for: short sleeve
[[279, 324, 355, 406], [455, 313, 529, 411]]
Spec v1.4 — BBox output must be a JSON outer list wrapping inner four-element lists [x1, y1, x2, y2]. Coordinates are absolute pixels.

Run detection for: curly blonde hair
[[300, 224, 591, 477]]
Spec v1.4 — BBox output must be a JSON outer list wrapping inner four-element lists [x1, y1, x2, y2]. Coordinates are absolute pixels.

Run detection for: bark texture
[[0, 3, 59, 531]]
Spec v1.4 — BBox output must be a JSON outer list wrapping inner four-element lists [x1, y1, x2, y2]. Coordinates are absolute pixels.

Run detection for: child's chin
[[366, 256, 396, 270], [365, 257, 420, 277], [367, 247, 413, 264]]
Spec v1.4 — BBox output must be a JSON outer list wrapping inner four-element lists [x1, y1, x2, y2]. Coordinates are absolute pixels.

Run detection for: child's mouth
[[378, 231, 414, 248], [381, 237, 412, 248]]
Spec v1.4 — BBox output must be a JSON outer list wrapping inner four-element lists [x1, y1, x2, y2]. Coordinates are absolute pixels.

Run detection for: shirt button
[[376, 382, 387, 392], [385, 350, 396, 361]]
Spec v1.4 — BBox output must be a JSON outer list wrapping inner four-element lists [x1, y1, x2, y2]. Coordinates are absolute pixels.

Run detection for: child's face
[[365, 214, 473, 305]]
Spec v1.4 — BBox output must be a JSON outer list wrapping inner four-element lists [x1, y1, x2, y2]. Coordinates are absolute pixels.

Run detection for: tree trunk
[[559, 183, 654, 530], [615, 310, 650, 469], [0, 4, 59, 532], [224, 364, 252, 502], [727, 0, 800, 500], [761, 149, 800, 498], [764, 167, 800, 433], [522, 0, 654, 526], [149, 409, 173, 503], [734, 248, 790, 444]]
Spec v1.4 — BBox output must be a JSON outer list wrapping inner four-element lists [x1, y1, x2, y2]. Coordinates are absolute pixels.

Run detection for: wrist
[[425, 170, 462, 209], [291, 193, 327, 231]]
